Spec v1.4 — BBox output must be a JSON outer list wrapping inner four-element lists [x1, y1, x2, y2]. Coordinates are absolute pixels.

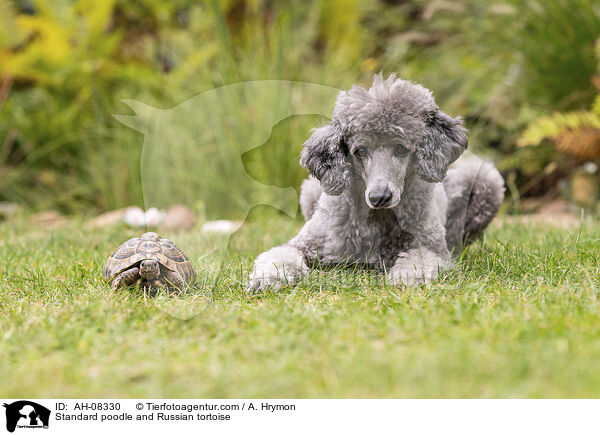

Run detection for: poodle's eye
[[353, 147, 367, 159], [394, 147, 409, 157]]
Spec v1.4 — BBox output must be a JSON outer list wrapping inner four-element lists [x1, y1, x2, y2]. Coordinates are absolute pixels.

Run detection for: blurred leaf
[[0, 0, 18, 47], [519, 111, 600, 148]]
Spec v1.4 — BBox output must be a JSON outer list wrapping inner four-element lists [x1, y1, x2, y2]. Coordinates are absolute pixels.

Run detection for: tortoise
[[102, 232, 196, 293]]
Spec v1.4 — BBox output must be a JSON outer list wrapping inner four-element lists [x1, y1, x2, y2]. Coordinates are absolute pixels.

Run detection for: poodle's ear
[[300, 124, 350, 196], [414, 109, 468, 183]]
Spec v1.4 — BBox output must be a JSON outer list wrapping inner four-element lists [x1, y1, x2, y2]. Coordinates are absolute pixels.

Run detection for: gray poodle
[[250, 73, 504, 290]]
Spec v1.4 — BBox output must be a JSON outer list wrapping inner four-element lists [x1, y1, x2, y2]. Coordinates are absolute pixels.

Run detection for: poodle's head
[[300, 73, 467, 209]]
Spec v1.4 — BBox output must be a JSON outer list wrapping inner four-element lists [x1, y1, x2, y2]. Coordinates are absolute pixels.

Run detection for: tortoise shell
[[102, 232, 196, 283]]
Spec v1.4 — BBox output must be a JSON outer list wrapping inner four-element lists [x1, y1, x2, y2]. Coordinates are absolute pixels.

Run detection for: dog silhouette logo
[[3, 401, 50, 432]]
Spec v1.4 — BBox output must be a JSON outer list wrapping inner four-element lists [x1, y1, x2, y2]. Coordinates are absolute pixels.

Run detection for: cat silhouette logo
[[114, 80, 341, 320], [3, 401, 50, 432]]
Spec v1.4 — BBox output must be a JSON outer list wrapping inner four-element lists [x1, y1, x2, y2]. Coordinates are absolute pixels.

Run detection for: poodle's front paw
[[248, 264, 301, 292], [388, 250, 445, 286], [387, 264, 438, 286], [248, 274, 286, 292], [248, 247, 308, 292]]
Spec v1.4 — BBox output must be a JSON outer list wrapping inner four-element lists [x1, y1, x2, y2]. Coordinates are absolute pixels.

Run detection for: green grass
[[1, 210, 600, 398]]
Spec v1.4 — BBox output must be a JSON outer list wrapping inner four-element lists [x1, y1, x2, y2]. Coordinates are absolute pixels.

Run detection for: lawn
[[1, 209, 600, 398]]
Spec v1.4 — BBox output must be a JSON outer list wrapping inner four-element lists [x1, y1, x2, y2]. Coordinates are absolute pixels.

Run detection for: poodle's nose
[[368, 187, 393, 208]]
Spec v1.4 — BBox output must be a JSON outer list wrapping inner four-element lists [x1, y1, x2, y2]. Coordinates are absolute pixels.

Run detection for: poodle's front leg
[[249, 244, 309, 292], [387, 220, 450, 286]]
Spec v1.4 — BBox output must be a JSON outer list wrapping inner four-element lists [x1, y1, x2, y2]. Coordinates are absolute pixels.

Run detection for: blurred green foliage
[[0, 0, 599, 215], [519, 42, 600, 158]]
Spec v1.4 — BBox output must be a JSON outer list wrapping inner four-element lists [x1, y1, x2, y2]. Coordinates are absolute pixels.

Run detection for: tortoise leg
[[163, 271, 187, 292], [146, 280, 164, 297], [111, 267, 140, 291]]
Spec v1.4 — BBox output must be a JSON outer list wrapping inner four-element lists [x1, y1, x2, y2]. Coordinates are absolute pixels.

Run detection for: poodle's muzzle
[[368, 187, 393, 208], [361, 147, 409, 209]]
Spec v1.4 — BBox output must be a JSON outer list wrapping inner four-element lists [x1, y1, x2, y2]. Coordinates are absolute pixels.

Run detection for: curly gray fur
[[250, 73, 504, 291]]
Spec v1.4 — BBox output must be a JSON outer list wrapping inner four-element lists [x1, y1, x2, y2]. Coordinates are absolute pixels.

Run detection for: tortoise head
[[140, 259, 160, 280]]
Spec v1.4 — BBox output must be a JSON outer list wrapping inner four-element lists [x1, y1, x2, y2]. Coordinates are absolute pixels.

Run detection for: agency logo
[[3, 401, 50, 433]]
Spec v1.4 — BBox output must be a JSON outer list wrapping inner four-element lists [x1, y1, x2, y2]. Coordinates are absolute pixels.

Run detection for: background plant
[[1, 0, 600, 216]]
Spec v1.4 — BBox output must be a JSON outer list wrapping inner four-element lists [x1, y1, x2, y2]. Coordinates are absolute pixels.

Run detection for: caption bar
[[2, 399, 600, 434]]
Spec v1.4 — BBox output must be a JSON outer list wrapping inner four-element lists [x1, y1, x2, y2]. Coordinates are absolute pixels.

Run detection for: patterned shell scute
[[102, 232, 195, 282]]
